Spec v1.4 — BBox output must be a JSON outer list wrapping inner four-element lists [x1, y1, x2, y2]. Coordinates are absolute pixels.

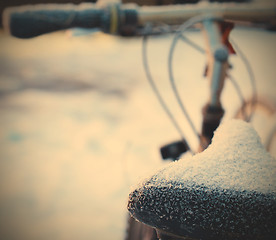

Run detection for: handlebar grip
[[3, 4, 104, 38]]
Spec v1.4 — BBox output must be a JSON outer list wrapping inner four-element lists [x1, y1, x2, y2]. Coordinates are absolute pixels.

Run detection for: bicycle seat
[[128, 120, 276, 239]]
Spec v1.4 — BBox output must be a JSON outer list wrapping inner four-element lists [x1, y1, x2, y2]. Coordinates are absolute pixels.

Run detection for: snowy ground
[[0, 26, 275, 240]]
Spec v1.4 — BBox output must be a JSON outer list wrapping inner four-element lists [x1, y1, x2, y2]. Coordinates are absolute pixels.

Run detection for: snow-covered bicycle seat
[[128, 120, 276, 239]]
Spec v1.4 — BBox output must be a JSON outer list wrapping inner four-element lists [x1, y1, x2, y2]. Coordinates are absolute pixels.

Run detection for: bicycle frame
[[97, 4, 235, 151]]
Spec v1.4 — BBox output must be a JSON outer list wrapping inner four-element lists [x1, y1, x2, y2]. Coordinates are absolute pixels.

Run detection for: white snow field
[[0, 22, 275, 240]]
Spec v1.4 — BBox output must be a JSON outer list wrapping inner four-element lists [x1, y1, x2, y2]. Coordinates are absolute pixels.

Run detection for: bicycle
[[3, 0, 276, 239]]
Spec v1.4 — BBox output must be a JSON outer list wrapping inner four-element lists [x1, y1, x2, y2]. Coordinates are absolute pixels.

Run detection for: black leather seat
[[128, 120, 276, 239]]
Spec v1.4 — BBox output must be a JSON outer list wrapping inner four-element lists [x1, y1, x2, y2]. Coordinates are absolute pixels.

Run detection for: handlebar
[[3, 3, 138, 38], [3, 4, 104, 38], [3, 2, 276, 38]]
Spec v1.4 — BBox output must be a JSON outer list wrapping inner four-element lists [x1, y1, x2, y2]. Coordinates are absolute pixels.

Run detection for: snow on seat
[[128, 119, 276, 239]]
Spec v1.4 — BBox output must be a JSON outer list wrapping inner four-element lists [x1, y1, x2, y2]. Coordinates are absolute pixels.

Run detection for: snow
[[150, 119, 276, 193], [0, 25, 276, 240]]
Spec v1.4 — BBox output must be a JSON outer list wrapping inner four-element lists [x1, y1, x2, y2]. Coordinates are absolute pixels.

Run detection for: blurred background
[[0, 0, 275, 240]]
